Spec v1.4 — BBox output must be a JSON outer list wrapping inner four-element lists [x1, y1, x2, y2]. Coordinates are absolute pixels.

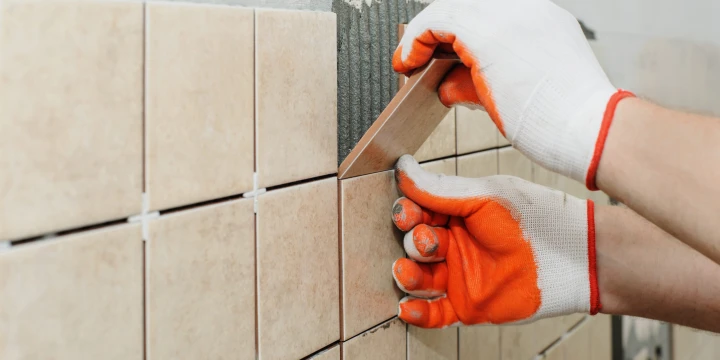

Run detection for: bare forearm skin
[[597, 98, 720, 264], [596, 205, 720, 332]]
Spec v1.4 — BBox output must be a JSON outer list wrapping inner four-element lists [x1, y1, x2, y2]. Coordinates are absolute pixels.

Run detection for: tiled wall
[[1, 1, 613, 359]]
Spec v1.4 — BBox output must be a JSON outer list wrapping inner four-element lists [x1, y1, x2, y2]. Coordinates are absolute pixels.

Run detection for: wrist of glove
[[393, 0, 635, 190], [390, 155, 600, 328]]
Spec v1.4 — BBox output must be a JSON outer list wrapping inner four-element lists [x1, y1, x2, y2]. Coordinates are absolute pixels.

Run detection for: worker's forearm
[[597, 98, 720, 264], [596, 205, 720, 332]]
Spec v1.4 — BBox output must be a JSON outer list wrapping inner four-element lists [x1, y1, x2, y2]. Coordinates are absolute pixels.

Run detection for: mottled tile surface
[[343, 318, 406, 360], [146, 199, 255, 359], [145, 3, 254, 210], [459, 326, 500, 360], [0, 1, 143, 240], [341, 170, 404, 339], [455, 107, 498, 154], [255, 9, 337, 187], [589, 315, 611, 360], [498, 147, 533, 181], [257, 178, 339, 359], [420, 157, 457, 176], [409, 327, 458, 360], [0, 224, 143, 359], [457, 150, 498, 178], [563, 319, 590, 359], [500, 324, 537, 360], [415, 109, 456, 162]]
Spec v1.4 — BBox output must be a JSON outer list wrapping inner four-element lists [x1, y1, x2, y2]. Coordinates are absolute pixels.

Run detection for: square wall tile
[[456, 107, 498, 154], [343, 318, 406, 360], [459, 326, 499, 360], [0, 1, 143, 240], [341, 170, 404, 339], [0, 224, 143, 359], [309, 345, 340, 360], [146, 199, 255, 359], [498, 132, 510, 146], [562, 319, 590, 359], [414, 109, 456, 162], [457, 150, 498, 178], [420, 157, 457, 176], [256, 9, 337, 188], [589, 315, 611, 360], [498, 147, 532, 181], [409, 327, 458, 360], [500, 325, 537, 360], [145, 3, 254, 211], [258, 178, 339, 359]]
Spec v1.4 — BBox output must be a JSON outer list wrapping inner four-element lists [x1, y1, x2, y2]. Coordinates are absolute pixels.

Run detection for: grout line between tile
[[142, 1, 148, 195], [342, 316, 400, 343], [252, 10, 260, 360], [300, 341, 341, 360], [338, 179, 345, 341]]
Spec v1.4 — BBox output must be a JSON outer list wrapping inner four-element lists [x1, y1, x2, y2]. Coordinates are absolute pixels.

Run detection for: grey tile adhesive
[[167, 0, 427, 164]]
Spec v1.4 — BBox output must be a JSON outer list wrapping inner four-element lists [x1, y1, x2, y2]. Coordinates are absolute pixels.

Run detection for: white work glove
[[393, 0, 634, 190], [390, 155, 600, 327]]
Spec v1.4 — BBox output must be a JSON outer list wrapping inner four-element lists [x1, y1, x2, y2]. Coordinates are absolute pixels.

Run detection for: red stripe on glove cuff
[[587, 200, 601, 315], [586, 90, 636, 191]]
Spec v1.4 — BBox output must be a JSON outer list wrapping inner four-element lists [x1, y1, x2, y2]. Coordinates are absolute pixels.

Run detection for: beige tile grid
[[0, 1, 615, 360]]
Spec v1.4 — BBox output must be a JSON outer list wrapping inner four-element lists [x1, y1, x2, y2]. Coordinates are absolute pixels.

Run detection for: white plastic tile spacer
[[0, 241, 10, 251], [127, 193, 160, 242], [242, 172, 266, 214]]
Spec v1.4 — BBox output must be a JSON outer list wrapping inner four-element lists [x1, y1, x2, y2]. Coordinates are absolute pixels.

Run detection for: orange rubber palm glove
[[393, 0, 634, 190], [390, 155, 600, 328]]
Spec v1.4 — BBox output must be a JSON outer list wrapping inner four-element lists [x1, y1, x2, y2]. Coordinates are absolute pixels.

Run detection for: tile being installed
[[146, 199, 255, 360], [342, 318, 406, 360], [409, 327, 458, 360], [420, 157, 457, 176], [341, 170, 404, 339], [459, 326, 499, 360], [498, 147, 533, 181], [0, 1, 143, 240], [457, 150, 498, 178], [0, 224, 143, 359], [455, 107, 498, 154], [258, 178, 339, 359], [145, 3, 254, 211], [255, 9, 337, 188], [414, 108, 456, 162], [500, 324, 537, 360]]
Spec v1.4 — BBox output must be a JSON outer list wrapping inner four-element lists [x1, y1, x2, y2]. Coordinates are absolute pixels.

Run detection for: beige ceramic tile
[[309, 345, 340, 360], [415, 109, 456, 162], [498, 131, 510, 146], [343, 318, 406, 360], [0, 224, 143, 359], [544, 342, 565, 360], [500, 324, 537, 360], [456, 107, 498, 154], [457, 150, 498, 178], [459, 326, 500, 360], [409, 327, 458, 360], [498, 147, 533, 181], [420, 157, 457, 176], [535, 318, 569, 353], [145, 3, 254, 211], [563, 319, 590, 359], [673, 325, 702, 360], [341, 170, 404, 339], [0, 1, 143, 240], [146, 199, 255, 360], [589, 315, 611, 360], [561, 314, 587, 331], [258, 178, 339, 359], [256, 9, 337, 187]]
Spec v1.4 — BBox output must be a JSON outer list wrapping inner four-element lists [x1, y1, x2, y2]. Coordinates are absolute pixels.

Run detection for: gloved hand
[[393, 0, 634, 190], [391, 155, 600, 328]]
